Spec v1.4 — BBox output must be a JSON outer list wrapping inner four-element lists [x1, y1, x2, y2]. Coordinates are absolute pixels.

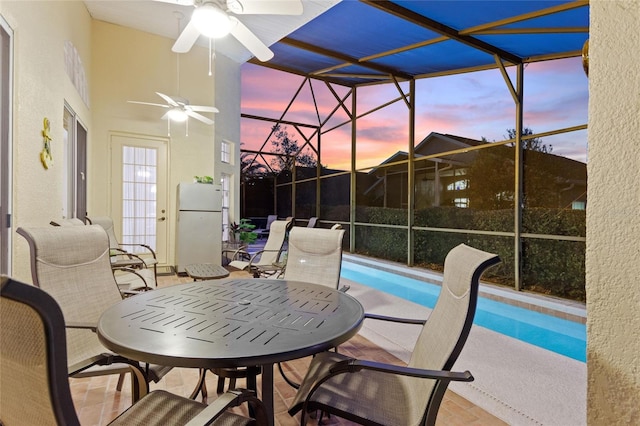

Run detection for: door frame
[[75, 118, 87, 221], [0, 15, 13, 276], [109, 132, 170, 265], [63, 102, 88, 222]]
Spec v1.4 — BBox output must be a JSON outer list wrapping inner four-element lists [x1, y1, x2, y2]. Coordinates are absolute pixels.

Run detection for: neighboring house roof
[[364, 131, 586, 196], [368, 132, 483, 176]]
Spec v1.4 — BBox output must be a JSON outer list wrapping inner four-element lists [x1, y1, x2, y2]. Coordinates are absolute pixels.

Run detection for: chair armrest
[[223, 248, 250, 262], [119, 243, 157, 259], [247, 249, 282, 266], [329, 358, 474, 382], [66, 321, 97, 332], [184, 389, 267, 426], [364, 312, 426, 325], [246, 250, 265, 265], [110, 248, 147, 266], [112, 267, 152, 297]]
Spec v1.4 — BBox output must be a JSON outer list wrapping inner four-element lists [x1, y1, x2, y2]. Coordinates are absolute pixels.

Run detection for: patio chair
[[254, 214, 278, 239], [288, 243, 500, 426], [88, 215, 158, 287], [275, 226, 347, 388], [47, 218, 153, 293], [228, 218, 293, 277], [16, 225, 173, 403], [0, 276, 267, 426], [283, 226, 346, 290]]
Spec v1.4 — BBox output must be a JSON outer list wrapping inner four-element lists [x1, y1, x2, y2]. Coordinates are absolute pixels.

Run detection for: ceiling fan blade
[[153, 0, 195, 5], [227, 0, 303, 15], [172, 18, 200, 53], [156, 92, 180, 107], [185, 110, 215, 125], [128, 101, 170, 108], [229, 17, 274, 62], [187, 105, 220, 113]]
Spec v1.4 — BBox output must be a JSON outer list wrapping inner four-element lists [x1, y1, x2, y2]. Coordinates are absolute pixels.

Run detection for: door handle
[[158, 217, 166, 222]]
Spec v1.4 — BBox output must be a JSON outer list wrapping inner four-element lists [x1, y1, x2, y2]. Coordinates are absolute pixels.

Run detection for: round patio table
[[97, 277, 364, 426]]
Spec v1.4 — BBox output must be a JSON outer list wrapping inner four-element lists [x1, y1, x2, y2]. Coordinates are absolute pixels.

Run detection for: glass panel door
[[110, 133, 168, 264]]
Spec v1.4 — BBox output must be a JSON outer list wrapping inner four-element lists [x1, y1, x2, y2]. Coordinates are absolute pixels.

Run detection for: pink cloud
[[241, 57, 588, 168]]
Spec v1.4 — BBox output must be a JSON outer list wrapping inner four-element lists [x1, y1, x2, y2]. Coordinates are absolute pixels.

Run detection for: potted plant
[[230, 219, 258, 245]]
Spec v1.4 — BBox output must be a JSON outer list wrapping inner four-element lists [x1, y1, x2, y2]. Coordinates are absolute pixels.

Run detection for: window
[[453, 198, 469, 208], [221, 140, 231, 163], [221, 173, 231, 241], [572, 201, 586, 210], [122, 146, 157, 252], [446, 179, 468, 191]]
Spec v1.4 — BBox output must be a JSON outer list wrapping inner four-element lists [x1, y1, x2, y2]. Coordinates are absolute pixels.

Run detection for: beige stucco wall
[[0, 0, 92, 281], [1, 1, 241, 280], [586, 1, 640, 424], [90, 20, 241, 265]]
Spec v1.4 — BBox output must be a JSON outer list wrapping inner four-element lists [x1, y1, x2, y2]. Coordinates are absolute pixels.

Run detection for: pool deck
[[342, 253, 587, 426]]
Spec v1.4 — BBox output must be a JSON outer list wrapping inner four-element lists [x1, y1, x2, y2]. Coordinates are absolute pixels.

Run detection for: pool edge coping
[[342, 253, 587, 324]]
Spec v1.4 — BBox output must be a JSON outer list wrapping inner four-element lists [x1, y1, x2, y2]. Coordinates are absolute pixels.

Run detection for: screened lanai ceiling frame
[[251, 0, 589, 87], [242, 0, 589, 290]]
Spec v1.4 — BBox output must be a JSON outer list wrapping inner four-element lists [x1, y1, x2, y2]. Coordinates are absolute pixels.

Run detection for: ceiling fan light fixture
[[168, 107, 188, 122], [192, 3, 232, 39], [226, 0, 243, 14]]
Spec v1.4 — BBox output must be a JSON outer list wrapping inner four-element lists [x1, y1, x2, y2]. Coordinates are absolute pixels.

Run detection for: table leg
[[261, 363, 275, 426], [189, 368, 208, 400]]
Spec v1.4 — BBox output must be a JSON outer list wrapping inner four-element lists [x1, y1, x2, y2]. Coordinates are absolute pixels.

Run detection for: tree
[[240, 143, 269, 181], [466, 141, 514, 210], [241, 152, 268, 177], [505, 128, 553, 153], [268, 124, 317, 172], [467, 128, 559, 210]]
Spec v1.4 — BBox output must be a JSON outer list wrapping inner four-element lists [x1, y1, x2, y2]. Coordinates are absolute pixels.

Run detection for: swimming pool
[[340, 260, 587, 362]]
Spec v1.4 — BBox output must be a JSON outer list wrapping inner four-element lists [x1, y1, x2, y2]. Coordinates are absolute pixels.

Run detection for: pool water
[[341, 261, 587, 362]]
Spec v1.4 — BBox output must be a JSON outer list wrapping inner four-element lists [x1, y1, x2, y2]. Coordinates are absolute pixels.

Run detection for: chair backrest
[[1, 277, 81, 426], [265, 214, 278, 230], [407, 244, 499, 424], [306, 217, 318, 228], [16, 225, 124, 370], [86, 216, 120, 249], [284, 227, 345, 288], [257, 218, 292, 266]]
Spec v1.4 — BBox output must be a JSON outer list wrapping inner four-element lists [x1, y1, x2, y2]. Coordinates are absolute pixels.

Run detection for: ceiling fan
[[163, 0, 303, 62], [128, 11, 220, 135], [128, 92, 219, 125]]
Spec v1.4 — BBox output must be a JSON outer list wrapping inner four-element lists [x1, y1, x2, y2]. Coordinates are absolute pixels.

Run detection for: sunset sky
[[240, 56, 588, 171]]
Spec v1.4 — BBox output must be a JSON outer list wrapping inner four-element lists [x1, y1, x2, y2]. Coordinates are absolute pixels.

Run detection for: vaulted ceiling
[[85, 0, 588, 87]]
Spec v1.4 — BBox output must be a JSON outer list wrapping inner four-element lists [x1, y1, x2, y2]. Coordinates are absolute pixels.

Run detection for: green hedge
[[352, 206, 586, 301]]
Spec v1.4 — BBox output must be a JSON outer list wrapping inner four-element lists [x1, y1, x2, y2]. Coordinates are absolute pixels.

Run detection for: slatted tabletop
[[97, 278, 364, 424], [184, 263, 230, 280]]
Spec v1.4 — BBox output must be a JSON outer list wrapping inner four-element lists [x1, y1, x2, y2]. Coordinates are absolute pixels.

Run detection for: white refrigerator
[[175, 183, 222, 273]]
